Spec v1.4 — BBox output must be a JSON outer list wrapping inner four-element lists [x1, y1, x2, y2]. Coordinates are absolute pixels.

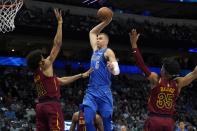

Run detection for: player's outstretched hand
[[107, 61, 114, 71], [82, 68, 93, 78], [54, 8, 63, 24], [129, 29, 140, 48]]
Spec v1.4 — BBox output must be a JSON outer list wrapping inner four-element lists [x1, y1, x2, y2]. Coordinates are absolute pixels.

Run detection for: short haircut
[[26, 49, 42, 71], [162, 57, 181, 77]]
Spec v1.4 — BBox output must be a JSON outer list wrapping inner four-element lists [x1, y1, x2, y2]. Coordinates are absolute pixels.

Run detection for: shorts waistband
[[38, 98, 60, 103], [148, 112, 175, 119]]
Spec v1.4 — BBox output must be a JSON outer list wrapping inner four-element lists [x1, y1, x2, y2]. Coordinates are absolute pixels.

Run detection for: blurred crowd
[[13, 4, 197, 70], [1, 2, 197, 131], [15, 5, 197, 44], [0, 65, 197, 131]]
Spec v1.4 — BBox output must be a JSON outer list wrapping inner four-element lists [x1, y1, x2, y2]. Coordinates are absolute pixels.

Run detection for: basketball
[[97, 7, 113, 21]]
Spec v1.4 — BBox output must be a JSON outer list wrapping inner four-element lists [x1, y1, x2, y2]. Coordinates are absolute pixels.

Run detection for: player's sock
[[84, 106, 96, 131]]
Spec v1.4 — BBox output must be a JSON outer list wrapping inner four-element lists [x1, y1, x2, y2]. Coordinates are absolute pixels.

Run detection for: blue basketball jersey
[[88, 48, 111, 87], [83, 48, 113, 131]]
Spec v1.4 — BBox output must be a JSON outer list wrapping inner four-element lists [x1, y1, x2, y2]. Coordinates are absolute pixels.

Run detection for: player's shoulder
[[105, 48, 115, 54], [106, 47, 112, 51]]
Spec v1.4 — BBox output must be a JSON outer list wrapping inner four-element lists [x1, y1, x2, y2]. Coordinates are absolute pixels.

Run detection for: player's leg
[[164, 118, 175, 131], [98, 93, 113, 131], [95, 114, 104, 131], [144, 117, 155, 131], [84, 105, 96, 131], [83, 93, 97, 131], [36, 104, 49, 131], [99, 103, 112, 131], [144, 116, 173, 131], [144, 116, 162, 131], [46, 102, 64, 131]]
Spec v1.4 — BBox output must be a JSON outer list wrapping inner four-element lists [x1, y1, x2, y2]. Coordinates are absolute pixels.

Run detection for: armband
[[111, 61, 120, 75]]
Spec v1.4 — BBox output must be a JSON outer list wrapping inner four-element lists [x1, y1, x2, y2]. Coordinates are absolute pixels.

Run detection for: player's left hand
[[82, 68, 93, 78], [107, 61, 114, 71]]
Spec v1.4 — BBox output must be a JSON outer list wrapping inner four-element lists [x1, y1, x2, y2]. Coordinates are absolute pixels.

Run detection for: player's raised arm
[[89, 20, 111, 51], [89, 8, 112, 51], [177, 65, 197, 90], [129, 29, 158, 85], [47, 8, 63, 64]]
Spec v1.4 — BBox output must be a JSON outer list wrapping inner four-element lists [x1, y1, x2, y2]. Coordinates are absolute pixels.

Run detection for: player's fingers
[[54, 8, 57, 14], [55, 9, 59, 18], [59, 10, 62, 16]]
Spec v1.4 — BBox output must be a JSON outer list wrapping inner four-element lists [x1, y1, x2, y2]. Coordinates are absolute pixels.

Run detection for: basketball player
[[69, 105, 104, 131], [26, 9, 92, 131], [129, 29, 197, 131], [82, 10, 120, 131]]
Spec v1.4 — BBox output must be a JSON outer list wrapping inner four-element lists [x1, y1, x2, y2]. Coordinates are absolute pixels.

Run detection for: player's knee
[[100, 111, 112, 119]]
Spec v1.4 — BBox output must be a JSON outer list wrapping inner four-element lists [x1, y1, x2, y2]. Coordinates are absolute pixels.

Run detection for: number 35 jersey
[[148, 77, 179, 115]]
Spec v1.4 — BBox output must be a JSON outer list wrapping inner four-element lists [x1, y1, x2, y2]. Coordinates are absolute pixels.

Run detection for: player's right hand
[[54, 8, 63, 24]]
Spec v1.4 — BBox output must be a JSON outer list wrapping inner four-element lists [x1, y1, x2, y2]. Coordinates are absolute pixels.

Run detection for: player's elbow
[[89, 29, 98, 35], [57, 78, 64, 86], [54, 39, 62, 46]]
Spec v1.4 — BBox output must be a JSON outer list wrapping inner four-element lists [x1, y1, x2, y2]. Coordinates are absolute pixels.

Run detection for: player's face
[[39, 56, 45, 68], [97, 34, 108, 49]]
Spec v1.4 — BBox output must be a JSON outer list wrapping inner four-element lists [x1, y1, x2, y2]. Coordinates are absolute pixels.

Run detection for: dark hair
[[26, 49, 42, 71], [162, 58, 181, 77]]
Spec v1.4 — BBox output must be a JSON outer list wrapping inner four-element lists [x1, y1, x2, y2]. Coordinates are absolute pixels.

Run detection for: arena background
[[0, 0, 197, 130]]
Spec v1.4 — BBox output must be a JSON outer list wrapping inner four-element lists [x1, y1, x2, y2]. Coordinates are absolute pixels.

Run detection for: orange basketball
[[97, 7, 113, 21]]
